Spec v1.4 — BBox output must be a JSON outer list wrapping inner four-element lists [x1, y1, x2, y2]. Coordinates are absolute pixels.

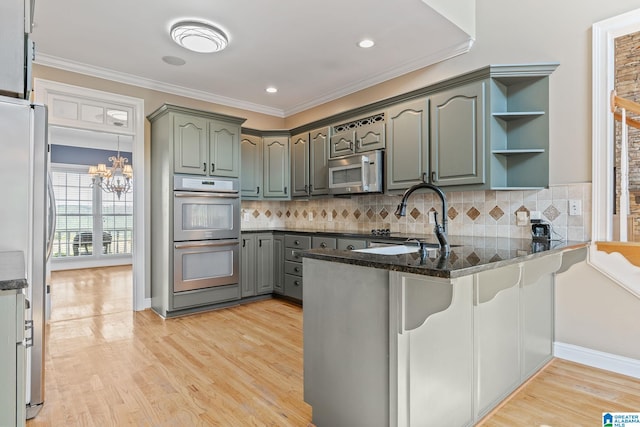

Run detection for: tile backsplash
[[241, 183, 592, 242]]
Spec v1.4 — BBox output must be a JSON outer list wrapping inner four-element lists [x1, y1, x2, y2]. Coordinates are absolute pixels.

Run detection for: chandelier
[[88, 135, 133, 199]]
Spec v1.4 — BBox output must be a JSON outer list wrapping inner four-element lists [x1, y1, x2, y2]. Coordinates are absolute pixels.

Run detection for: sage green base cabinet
[[303, 252, 563, 427], [283, 234, 310, 301], [0, 289, 26, 427], [429, 80, 486, 187], [386, 98, 429, 191], [337, 238, 367, 250], [273, 234, 285, 294], [241, 233, 274, 297], [159, 105, 242, 178]]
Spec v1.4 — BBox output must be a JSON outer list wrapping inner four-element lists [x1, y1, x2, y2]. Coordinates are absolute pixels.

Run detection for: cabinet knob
[[431, 171, 437, 182], [304, 184, 308, 193], [320, 242, 327, 248], [203, 162, 207, 172], [257, 186, 260, 194], [284, 186, 288, 195], [347, 245, 354, 250], [294, 240, 300, 245], [294, 267, 300, 273], [211, 163, 215, 172], [294, 280, 300, 286]]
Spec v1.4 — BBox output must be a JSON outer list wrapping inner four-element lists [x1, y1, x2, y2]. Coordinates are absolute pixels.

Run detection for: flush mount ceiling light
[[358, 39, 375, 48], [170, 21, 229, 53], [266, 87, 278, 93]]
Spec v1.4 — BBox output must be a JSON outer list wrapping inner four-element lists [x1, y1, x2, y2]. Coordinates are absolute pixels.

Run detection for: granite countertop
[[300, 235, 589, 278], [0, 278, 28, 291]]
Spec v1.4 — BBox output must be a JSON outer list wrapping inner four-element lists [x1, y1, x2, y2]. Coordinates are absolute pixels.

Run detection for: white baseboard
[[554, 342, 640, 379]]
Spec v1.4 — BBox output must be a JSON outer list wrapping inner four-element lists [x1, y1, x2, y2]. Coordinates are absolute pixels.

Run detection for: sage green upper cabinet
[[173, 114, 208, 175], [429, 80, 486, 187], [209, 120, 240, 178], [386, 98, 429, 191], [329, 114, 385, 158], [291, 132, 309, 197], [263, 135, 290, 199], [172, 112, 241, 177], [240, 134, 262, 198], [291, 127, 330, 198], [309, 127, 330, 196], [489, 71, 553, 189]]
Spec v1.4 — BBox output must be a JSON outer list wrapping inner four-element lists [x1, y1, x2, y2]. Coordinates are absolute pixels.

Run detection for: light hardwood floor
[[27, 266, 640, 426]]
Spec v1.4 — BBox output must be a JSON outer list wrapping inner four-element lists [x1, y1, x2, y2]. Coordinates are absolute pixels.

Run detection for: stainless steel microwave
[[328, 150, 383, 195]]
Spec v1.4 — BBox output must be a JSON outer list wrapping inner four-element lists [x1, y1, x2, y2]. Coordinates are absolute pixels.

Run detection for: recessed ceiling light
[[358, 39, 375, 49], [170, 21, 229, 53], [266, 87, 278, 93], [162, 55, 186, 66]]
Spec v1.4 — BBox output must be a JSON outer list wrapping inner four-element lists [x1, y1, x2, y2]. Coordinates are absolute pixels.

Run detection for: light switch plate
[[569, 199, 582, 216]]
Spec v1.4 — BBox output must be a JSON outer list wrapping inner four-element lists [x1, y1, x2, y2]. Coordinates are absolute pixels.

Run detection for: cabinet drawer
[[285, 248, 304, 262], [284, 274, 303, 300], [312, 236, 337, 249], [338, 238, 367, 250], [285, 261, 303, 276], [285, 234, 311, 249]]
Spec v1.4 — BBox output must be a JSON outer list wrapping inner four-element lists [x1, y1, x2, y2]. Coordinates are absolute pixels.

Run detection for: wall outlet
[[516, 211, 529, 226], [569, 199, 582, 216]]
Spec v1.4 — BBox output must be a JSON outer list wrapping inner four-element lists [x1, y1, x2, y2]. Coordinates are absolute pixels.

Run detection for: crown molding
[[34, 53, 286, 118], [36, 37, 472, 120]]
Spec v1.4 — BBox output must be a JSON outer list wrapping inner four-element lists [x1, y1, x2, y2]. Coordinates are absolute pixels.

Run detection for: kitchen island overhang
[[301, 237, 588, 427]]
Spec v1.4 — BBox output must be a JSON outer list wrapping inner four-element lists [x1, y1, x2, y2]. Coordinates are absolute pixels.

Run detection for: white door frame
[[34, 78, 148, 311], [592, 8, 640, 241]]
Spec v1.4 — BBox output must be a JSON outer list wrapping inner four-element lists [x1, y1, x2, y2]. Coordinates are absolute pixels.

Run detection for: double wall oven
[[173, 176, 240, 292]]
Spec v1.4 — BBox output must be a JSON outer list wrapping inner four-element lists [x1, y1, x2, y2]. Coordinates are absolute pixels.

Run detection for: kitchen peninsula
[[301, 236, 588, 427]]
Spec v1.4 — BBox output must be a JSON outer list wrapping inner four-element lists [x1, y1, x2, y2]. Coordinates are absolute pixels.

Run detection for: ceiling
[[31, 0, 474, 118]]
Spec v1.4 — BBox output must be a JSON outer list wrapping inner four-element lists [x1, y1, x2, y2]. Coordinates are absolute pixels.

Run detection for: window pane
[[52, 169, 94, 257]]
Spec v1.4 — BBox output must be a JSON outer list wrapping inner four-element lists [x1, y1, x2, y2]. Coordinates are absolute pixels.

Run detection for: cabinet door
[[209, 120, 240, 178], [356, 121, 385, 152], [430, 80, 486, 186], [386, 98, 429, 191], [240, 235, 256, 298], [174, 114, 208, 175], [256, 235, 274, 294], [263, 136, 290, 198], [291, 132, 310, 197], [273, 235, 284, 294], [329, 130, 355, 158], [240, 134, 262, 198], [337, 238, 366, 250], [309, 127, 330, 195]]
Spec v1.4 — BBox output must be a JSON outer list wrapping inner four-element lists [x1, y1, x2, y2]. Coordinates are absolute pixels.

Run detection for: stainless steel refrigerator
[[0, 95, 52, 419]]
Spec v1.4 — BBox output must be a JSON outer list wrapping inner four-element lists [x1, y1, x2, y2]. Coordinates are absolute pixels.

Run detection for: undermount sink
[[353, 245, 425, 255]]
